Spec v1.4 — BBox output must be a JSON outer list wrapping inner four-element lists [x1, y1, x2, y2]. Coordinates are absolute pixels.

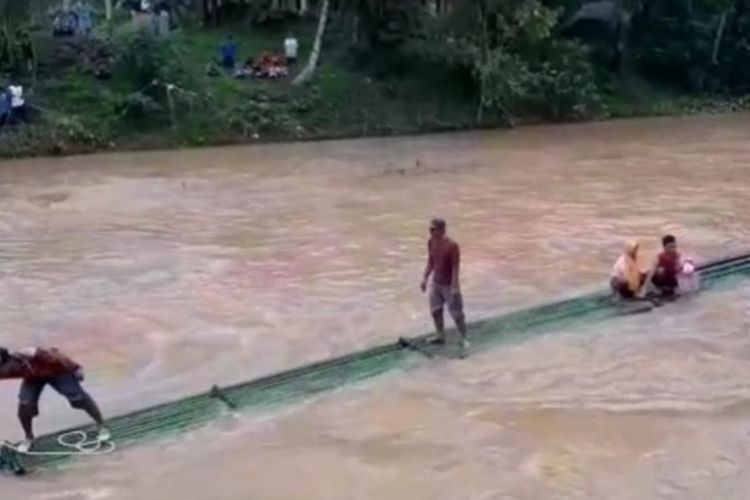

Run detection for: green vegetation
[[1, 0, 749, 158]]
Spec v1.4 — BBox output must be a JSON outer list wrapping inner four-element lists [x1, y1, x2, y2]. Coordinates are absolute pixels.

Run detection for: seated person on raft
[[650, 234, 682, 297], [649, 234, 698, 297], [610, 241, 647, 299]]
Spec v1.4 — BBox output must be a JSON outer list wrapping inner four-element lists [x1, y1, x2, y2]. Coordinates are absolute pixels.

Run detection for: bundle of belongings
[[247, 52, 288, 79]]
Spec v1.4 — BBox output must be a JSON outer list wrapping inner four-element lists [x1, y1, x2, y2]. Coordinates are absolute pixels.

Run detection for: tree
[[353, 0, 423, 48], [293, 0, 330, 84], [416, 0, 600, 122], [0, 0, 31, 74], [620, 0, 743, 91]]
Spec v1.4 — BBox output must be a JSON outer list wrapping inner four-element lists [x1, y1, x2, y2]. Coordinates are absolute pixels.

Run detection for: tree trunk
[[104, 0, 113, 20], [352, 12, 359, 44], [202, 0, 219, 25], [293, 0, 330, 85], [475, 0, 488, 124], [712, 10, 727, 65], [202, 0, 210, 24], [728, 0, 744, 39]]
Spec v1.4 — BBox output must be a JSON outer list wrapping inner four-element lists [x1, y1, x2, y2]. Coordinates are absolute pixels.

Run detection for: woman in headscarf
[[610, 240, 646, 299]]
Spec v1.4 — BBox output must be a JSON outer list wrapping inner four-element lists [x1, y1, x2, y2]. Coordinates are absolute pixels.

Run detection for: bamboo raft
[[2, 251, 750, 475]]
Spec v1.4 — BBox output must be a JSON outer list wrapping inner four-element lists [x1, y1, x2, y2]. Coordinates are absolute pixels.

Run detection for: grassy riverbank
[[1, 20, 749, 159]]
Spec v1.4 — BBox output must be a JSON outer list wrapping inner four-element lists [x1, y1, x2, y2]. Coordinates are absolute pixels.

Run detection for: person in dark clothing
[[0, 89, 10, 127]]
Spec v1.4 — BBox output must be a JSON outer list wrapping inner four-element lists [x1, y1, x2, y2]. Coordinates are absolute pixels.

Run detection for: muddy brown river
[[2, 114, 750, 499]]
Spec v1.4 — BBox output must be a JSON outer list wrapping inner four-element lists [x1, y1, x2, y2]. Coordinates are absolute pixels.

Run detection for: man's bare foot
[[459, 337, 470, 358], [97, 427, 111, 442], [17, 438, 34, 453], [429, 336, 446, 345]]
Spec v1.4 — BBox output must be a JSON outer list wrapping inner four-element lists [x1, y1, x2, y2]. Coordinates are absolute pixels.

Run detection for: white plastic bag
[[677, 259, 700, 295]]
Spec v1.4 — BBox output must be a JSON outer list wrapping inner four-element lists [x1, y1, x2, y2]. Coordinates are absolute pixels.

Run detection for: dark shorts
[[652, 273, 678, 295], [18, 373, 91, 416], [10, 105, 27, 124]]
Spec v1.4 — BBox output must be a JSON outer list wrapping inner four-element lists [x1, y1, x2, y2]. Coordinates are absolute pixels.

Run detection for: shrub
[[528, 40, 602, 120], [113, 30, 189, 90], [475, 39, 601, 121]]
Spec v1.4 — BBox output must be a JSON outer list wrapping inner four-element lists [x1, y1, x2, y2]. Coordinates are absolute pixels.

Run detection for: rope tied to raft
[[1, 430, 115, 457]]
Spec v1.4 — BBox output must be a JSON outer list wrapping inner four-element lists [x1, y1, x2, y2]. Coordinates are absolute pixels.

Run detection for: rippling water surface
[[2, 114, 750, 499]]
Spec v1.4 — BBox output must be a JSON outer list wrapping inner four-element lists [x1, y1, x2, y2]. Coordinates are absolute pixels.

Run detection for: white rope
[[2, 431, 115, 457]]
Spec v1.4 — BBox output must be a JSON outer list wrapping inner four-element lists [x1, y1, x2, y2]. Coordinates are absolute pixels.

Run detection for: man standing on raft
[[420, 218, 469, 354], [0, 346, 109, 452]]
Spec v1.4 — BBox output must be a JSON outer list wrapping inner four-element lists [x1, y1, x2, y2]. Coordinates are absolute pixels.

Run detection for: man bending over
[[0, 346, 109, 452]]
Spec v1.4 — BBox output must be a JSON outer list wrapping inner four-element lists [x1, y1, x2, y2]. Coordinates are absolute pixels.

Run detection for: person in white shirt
[[8, 84, 26, 123], [284, 34, 299, 64]]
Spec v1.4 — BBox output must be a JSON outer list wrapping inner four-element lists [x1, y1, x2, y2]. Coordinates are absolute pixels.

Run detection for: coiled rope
[[1, 431, 115, 457]]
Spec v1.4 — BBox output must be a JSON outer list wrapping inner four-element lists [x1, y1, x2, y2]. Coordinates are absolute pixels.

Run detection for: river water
[[2, 114, 750, 499]]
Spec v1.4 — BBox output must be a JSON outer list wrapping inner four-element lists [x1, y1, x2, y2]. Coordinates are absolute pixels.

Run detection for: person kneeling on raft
[[649, 234, 681, 297], [647, 234, 698, 297], [610, 240, 647, 299], [0, 346, 109, 452]]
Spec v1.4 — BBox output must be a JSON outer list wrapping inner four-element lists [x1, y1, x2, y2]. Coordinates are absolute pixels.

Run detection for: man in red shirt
[[420, 218, 468, 354], [650, 234, 682, 297], [0, 346, 109, 452]]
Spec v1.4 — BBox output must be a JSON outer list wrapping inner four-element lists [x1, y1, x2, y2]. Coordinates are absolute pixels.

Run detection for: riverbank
[[2, 22, 749, 160], [4, 88, 747, 161]]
